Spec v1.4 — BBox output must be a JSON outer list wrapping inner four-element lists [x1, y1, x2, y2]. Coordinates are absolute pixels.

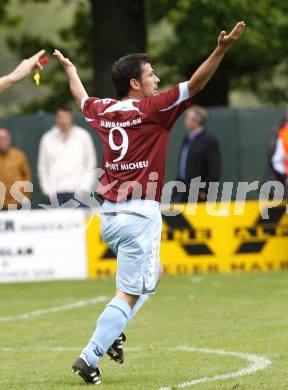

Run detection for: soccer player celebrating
[[54, 21, 245, 385], [0, 50, 45, 93]]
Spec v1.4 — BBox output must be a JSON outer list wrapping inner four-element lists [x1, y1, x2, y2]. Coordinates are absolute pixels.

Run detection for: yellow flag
[[33, 71, 41, 86]]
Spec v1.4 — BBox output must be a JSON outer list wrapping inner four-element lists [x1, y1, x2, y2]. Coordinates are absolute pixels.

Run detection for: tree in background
[[147, 0, 288, 105], [3, 0, 146, 112], [90, 0, 146, 98], [1, 0, 288, 110], [0, 1, 20, 26]]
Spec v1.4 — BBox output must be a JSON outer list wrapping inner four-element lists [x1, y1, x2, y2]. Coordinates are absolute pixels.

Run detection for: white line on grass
[[159, 346, 271, 389], [0, 347, 141, 352], [0, 296, 108, 322], [0, 345, 271, 388]]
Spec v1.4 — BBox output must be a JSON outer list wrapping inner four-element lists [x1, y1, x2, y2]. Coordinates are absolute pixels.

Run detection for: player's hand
[[53, 49, 76, 72], [218, 21, 246, 48], [11, 49, 46, 82]]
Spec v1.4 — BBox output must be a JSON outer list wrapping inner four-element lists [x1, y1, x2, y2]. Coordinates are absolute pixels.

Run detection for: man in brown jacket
[[0, 128, 32, 210]]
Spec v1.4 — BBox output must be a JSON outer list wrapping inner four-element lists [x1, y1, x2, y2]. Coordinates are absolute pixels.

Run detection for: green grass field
[[1, 272, 288, 390]]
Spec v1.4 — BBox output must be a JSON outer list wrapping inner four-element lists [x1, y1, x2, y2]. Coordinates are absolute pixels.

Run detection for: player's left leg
[[106, 293, 149, 364], [106, 213, 163, 365], [81, 291, 138, 365], [72, 291, 139, 383], [106, 289, 152, 363], [73, 209, 162, 382]]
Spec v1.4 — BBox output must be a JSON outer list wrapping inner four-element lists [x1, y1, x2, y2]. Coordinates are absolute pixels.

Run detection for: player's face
[[139, 63, 160, 98], [0, 129, 11, 152], [55, 110, 73, 132]]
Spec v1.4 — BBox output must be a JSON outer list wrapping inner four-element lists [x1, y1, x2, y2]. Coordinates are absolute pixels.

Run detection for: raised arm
[[53, 49, 88, 106], [187, 21, 245, 97], [0, 50, 45, 93]]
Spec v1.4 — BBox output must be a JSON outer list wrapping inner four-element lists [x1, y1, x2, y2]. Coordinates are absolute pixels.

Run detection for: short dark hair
[[111, 53, 151, 100], [189, 106, 208, 126], [55, 103, 73, 114]]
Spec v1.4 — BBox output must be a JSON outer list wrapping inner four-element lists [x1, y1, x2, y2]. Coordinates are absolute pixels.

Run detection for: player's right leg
[[126, 264, 163, 323]]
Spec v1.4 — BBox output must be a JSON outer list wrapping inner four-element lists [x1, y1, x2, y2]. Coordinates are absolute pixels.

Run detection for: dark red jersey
[[81, 82, 192, 202]]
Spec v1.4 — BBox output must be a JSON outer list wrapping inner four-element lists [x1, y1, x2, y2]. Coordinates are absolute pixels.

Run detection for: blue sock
[[82, 297, 131, 367], [129, 294, 149, 321]]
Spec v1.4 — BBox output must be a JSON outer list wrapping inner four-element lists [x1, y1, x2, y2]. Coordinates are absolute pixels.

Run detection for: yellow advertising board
[[86, 201, 288, 277]]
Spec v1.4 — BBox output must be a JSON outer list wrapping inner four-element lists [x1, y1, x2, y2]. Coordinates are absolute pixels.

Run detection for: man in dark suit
[[177, 105, 221, 202]]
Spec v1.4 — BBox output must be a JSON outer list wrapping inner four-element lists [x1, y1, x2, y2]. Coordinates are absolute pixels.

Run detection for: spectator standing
[[0, 128, 32, 210], [177, 106, 221, 202], [271, 117, 288, 187], [38, 104, 97, 207]]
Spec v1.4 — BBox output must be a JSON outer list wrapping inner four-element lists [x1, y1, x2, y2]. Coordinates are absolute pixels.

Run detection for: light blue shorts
[[100, 200, 162, 295]]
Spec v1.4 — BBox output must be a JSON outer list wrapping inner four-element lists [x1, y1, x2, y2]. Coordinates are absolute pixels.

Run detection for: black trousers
[[56, 192, 88, 208]]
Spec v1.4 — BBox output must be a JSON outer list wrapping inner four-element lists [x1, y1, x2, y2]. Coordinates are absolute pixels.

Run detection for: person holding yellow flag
[[0, 50, 45, 94]]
